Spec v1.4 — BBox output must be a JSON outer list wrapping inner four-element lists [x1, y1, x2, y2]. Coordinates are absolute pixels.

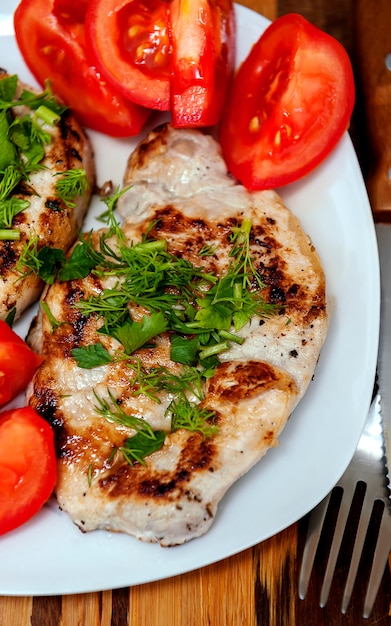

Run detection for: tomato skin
[[0, 407, 56, 535], [169, 0, 235, 127], [85, 0, 235, 125], [14, 0, 150, 137], [86, 0, 172, 111], [219, 13, 356, 190], [0, 321, 43, 407], [0, 320, 26, 346]]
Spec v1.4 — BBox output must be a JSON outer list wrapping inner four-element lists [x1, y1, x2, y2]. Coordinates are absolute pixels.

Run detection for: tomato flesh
[[170, 0, 235, 127], [119, 2, 172, 80], [219, 13, 355, 190], [0, 322, 43, 407], [86, 0, 172, 111], [0, 407, 56, 535], [14, 0, 150, 137], [86, 0, 235, 124]]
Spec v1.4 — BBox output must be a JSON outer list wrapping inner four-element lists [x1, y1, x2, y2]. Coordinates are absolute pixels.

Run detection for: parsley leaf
[[58, 238, 102, 281], [38, 247, 67, 284], [100, 312, 168, 355], [170, 335, 200, 366], [0, 196, 29, 228], [0, 110, 17, 171], [72, 343, 113, 368], [0, 74, 71, 241], [0, 74, 17, 103], [94, 390, 166, 465], [121, 430, 166, 466]]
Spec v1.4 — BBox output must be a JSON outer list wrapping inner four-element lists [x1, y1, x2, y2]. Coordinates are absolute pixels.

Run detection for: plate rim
[[0, 2, 380, 596]]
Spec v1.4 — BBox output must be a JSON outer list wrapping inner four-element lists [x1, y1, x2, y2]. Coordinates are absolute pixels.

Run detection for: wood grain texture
[[2, 1, 391, 625], [236, 0, 276, 20], [355, 0, 391, 218]]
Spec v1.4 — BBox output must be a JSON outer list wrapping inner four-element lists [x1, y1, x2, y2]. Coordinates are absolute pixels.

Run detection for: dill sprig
[[0, 73, 87, 240], [93, 373, 217, 466], [54, 169, 90, 208], [93, 390, 167, 466]]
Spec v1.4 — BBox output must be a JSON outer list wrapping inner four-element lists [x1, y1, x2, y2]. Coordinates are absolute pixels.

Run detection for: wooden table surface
[[2, 1, 390, 625]]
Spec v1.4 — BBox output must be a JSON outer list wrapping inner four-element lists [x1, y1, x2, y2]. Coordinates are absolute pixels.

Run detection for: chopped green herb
[[120, 430, 166, 466], [40, 301, 64, 332], [72, 343, 113, 368], [94, 390, 166, 465], [0, 228, 20, 241], [99, 312, 168, 355], [4, 308, 16, 327], [0, 74, 71, 240], [0, 196, 29, 229], [170, 335, 200, 366], [128, 362, 205, 403], [17, 239, 66, 284], [198, 242, 217, 257], [0, 74, 18, 103], [87, 463, 94, 487], [58, 236, 103, 281], [169, 396, 218, 438], [54, 169, 90, 208]]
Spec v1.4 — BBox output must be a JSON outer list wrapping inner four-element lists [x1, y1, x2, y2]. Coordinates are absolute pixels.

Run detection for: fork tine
[[300, 392, 390, 616], [341, 488, 375, 613], [363, 510, 391, 618], [298, 493, 331, 599], [319, 483, 356, 607]]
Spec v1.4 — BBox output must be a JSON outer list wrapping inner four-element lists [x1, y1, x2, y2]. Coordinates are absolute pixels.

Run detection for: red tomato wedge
[[14, 0, 150, 137], [0, 320, 27, 346], [169, 0, 235, 127], [85, 0, 236, 126], [0, 406, 56, 535], [219, 13, 355, 190], [86, 0, 172, 111], [0, 321, 43, 407]]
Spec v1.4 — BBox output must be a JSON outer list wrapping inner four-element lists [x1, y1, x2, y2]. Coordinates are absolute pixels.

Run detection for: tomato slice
[[0, 321, 43, 407], [169, 0, 235, 127], [0, 406, 56, 535], [0, 320, 26, 346], [86, 0, 172, 111], [85, 0, 235, 125], [14, 0, 150, 137], [219, 13, 355, 190]]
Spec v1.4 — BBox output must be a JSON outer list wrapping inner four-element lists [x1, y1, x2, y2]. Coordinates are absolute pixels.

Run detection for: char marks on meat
[[27, 124, 328, 546], [0, 70, 95, 320]]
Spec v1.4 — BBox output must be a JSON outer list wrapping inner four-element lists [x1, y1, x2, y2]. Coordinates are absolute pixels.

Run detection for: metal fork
[[298, 392, 391, 618]]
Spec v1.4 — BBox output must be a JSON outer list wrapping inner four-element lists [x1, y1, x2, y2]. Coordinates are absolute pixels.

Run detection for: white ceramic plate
[[0, 4, 379, 596]]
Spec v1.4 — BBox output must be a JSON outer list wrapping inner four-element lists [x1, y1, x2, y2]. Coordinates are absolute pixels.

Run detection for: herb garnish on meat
[[69, 205, 276, 368], [26, 189, 277, 466], [0, 74, 89, 240]]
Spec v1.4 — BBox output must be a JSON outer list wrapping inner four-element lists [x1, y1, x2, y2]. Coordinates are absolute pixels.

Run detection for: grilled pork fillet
[[28, 124, 328, 546], [0, 71, 95, 321]]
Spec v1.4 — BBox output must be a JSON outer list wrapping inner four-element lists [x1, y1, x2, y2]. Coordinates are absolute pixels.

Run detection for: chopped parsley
[[93, 367, 218, 466], [27, 185, 278, 468], [0, 73, 89, 241]]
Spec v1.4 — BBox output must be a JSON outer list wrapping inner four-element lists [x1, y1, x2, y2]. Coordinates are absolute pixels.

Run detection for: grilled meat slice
[[0, 71, 95, 321], [27, 124, 327, 546]]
